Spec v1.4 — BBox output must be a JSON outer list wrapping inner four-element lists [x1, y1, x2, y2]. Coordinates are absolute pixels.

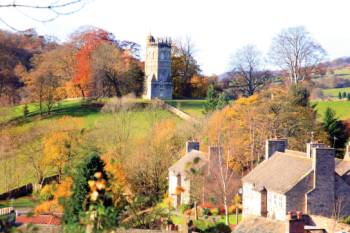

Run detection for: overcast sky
[[1, 0, 350, 75]]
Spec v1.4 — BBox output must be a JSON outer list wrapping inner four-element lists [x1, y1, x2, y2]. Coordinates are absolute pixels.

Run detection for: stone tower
[[143, 34, 172, 99]]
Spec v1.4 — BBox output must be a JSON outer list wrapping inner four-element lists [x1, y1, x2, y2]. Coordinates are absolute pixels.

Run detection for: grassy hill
[[313, 100, 350, 120], [322, 87, 350, 98], [0, 98, 180, 193]]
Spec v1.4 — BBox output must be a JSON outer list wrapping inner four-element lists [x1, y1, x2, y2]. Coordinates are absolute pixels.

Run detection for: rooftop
[[242, 151, 312, 194]]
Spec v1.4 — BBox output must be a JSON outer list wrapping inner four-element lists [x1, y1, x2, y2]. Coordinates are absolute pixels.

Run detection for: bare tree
[[230, 45, 271, 96], [0, 0, 88, 31], [269, 26, 326, 84]]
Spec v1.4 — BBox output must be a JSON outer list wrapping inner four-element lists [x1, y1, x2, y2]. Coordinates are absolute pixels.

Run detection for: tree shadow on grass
[[1, 101, 103, 128]]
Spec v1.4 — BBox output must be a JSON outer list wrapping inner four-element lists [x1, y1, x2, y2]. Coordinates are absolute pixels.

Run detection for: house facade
[[242, 139, 350, 221]]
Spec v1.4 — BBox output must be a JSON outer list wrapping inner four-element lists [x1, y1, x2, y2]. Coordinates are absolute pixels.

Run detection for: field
[[322, 87, 350, 98], [334, 67, 350, 79], [166, 99, 206, 117], [313, 100, 350, 120], [0, 98, 180, 193]]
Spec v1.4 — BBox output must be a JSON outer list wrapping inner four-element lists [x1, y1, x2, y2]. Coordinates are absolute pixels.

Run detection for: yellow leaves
[[235, 95, 258, 105], [34, 177, 72, 214], [175, 186, 185, 195]]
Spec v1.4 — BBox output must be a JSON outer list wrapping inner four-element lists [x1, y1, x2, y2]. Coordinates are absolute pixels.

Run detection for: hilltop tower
[[143, 34, 172, 99]]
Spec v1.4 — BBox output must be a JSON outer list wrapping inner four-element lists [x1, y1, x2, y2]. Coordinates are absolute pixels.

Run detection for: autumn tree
[[230, 45, 271, 96], [42, 116, 84, 179], [70, 27, 112, 97], [171, 37, 201, 98], [269, 26, 326, 84], [25, 48, 69, 115], [91, 42, 144, 97]]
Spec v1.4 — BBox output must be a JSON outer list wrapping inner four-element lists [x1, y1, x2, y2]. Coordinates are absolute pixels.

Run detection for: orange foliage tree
[[71, 28, 112, 97], [35, 177, 73, 214]]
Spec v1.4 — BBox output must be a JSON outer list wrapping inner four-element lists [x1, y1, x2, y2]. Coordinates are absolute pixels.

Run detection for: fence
[[0, 175, 59, 200]]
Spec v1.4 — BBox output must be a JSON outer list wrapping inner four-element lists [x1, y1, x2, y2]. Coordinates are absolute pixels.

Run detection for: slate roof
[[242, 151, 313, 194], [243, 149, 350, 194], [335, 160, 350, 176], [168, 150, 208, 175], [234, 215, 286, 233]]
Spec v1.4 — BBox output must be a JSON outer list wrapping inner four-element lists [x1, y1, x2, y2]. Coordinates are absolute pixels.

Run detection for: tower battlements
[[147, 35, 172, 47]]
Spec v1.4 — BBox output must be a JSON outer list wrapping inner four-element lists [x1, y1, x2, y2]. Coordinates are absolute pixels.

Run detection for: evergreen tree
[[339, 92, 342, 99], [216, 92, 229, 110], [323, 107, 347, 151], [204, 84, 218, 113], [63, 153, 111, 225], [343, 92, 347, 99], [347, 93, 350, 101]]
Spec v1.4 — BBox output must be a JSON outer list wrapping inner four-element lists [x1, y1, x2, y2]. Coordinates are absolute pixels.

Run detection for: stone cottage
[[242, 139, 350, 221], [168, 141, 239, 208]]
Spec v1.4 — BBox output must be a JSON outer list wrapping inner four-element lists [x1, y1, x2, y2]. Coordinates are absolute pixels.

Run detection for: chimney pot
[[186, 141, 200, 153]]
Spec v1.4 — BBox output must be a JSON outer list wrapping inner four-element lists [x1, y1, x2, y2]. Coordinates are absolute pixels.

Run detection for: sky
[[1, 0, 350, 75]]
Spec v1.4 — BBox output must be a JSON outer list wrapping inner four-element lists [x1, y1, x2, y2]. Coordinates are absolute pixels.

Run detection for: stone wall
[[267, 191, 286, 220], [163, 103, 196, 122], [286, 172, 314, 214], [242, 183, 262, 217]]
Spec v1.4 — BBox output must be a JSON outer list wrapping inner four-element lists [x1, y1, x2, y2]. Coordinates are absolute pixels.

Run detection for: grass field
[[322, 87, 350, 98], [0, 196, 36, 209], [0, 98, 180, 193], [334, 67, 350, 79], [313, 100, 350, 120], [166, 99, 206, 117]]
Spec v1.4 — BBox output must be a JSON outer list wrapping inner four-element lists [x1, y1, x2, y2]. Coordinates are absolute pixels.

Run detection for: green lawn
[[172, 214, 241, 231], [0, 196, 36, 209], [322, 87, 350, 98], [166, 99, 206, 117], [0, 98, 180, 193], [313, 100, 350, 120]]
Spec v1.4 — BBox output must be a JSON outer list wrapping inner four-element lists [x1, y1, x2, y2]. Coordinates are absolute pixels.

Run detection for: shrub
[[38, 183, 56, 201], [179, 204, 191, 214], [201, 208, 211, 216], [206, 223, 232, 233], [210, 208, 219, 216], [344, 215, 350, 224]]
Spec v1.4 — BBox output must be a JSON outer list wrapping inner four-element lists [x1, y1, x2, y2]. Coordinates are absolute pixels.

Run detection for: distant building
[[242, 139, 350, 221], [143, 34, 172, 100]]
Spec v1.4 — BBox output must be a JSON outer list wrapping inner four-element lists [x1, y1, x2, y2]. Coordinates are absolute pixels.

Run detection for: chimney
[[208, 146, 223, 173], [265, 139, 288, 160], [286, 211, 305, 233], [306, 142, 327, 158], [186, 141, 200, 153], [308, 147, 335, 217]]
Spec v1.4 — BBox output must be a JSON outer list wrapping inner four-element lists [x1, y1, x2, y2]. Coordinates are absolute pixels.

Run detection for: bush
[[201, 208, 210, 216], [344, 215, 350, 224], [179, 204, 191, 214], [38, 183, 56, 201], [210, 208, 219, 216], [205, 223, 232, 233]]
